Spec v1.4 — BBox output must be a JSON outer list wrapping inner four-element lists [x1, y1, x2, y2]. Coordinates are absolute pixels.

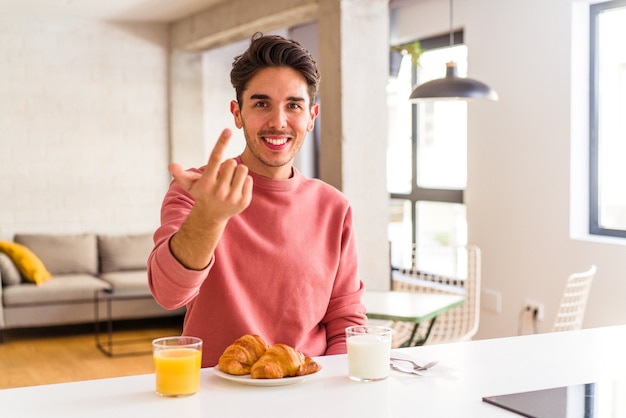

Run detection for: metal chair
[[388, 245, 481, 348], [552, 265, 596, 332]]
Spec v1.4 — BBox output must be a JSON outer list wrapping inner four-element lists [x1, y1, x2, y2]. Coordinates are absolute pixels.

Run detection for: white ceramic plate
[[213, 367, 322, 387]]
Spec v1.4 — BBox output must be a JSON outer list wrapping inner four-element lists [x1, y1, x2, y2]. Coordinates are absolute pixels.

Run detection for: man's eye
[[254, 101, 268, 108], [288, 103, 302, 110]]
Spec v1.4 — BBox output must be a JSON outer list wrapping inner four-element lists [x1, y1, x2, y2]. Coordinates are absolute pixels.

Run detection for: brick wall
[[0, 16, 170, 239]]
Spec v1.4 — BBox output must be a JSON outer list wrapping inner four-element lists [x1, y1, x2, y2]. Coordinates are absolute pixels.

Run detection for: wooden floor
[[0, 317, 183, 389]]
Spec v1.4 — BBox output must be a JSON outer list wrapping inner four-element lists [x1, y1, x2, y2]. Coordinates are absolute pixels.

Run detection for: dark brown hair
[[230, 33, 320, 108]]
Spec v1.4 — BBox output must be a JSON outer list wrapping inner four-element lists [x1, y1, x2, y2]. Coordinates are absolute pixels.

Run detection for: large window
[[590, 0, 626, 238], [387, 32, 468, 272]]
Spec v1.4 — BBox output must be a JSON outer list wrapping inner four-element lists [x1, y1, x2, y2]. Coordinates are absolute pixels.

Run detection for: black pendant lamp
[[409, 0, 498, 101]]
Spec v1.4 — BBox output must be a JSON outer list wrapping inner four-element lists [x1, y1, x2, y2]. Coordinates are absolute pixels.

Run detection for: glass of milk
[[346, 326, 392, 382]]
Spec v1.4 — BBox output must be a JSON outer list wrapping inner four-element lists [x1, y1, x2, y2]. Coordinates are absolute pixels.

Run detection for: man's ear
[[307, 102, 319, 132], [230, 100, 243, 128]]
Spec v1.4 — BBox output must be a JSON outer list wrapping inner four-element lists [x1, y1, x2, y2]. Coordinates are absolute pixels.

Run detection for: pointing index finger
[[205, 129, 233, 178]]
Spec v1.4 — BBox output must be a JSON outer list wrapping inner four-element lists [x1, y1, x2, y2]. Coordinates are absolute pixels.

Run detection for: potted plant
[[390, 40, 423, 77]]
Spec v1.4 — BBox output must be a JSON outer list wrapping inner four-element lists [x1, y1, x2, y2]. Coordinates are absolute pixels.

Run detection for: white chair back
[[390, 245, 481, 347], [552, 265, 596, 332]]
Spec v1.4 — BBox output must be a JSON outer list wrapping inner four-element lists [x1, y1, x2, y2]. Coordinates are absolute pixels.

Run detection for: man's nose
[[268, 107, 287, 128]]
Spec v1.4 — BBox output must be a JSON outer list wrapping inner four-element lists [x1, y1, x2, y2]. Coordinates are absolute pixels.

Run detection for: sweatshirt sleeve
[[147, 177, 211, 309], [322, 205, 368, 355]]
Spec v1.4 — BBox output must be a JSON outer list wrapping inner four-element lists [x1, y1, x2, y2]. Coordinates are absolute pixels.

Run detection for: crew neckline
[[236, 156, 302, 192]]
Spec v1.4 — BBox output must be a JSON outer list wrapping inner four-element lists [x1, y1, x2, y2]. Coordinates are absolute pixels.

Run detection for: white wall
[[201, 38, 249, 163], [0, 17, 170, 238], [393, 0, 626, 339]]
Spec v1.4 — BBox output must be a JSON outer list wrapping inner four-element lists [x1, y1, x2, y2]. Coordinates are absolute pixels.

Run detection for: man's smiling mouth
[[263, 136, 289, 146]]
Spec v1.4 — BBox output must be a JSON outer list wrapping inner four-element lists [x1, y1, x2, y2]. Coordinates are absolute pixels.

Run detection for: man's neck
[[239, 152, 294, 180]]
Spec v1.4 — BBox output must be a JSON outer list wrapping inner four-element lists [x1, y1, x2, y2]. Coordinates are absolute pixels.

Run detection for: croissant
[[218, 334, 269, 375], [250, 343, 320, 379]]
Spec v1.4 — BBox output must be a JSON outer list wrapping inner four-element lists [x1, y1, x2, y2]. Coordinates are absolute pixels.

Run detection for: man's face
[[231, 66, 319, 179]]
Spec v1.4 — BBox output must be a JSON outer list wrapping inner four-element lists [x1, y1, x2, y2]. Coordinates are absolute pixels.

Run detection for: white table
[[363, 289, 464, 346], [2, 325, 626, 417]]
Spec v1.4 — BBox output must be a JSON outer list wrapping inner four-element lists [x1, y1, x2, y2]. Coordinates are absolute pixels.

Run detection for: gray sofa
[[0, 232, 184, 342]]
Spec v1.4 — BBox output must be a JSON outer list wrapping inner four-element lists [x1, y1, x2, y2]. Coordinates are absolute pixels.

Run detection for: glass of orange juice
[[152, 336, 202, 397]]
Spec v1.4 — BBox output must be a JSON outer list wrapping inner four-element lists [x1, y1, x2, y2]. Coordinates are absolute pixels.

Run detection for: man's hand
[[170, 128, 253, 223], [168, 129, 253, 270]]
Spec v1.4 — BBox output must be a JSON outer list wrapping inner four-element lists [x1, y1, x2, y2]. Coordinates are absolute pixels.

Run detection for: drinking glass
[[152, 336, 202, 397], [346, 326, 392, 382]]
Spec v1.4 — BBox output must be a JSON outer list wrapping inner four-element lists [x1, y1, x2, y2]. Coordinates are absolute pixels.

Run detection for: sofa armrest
[[0, 251, 16, 329], [0, 276, 5, 332]]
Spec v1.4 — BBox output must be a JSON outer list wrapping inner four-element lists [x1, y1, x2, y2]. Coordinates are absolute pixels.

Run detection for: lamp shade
[[409, 62, 498, 101]]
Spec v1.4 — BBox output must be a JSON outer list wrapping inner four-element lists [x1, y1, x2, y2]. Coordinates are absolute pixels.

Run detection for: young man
[[148, 33, 366, 367]]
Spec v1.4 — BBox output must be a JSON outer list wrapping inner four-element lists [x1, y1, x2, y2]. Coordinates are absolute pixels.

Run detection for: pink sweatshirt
[[148, 164, 367, 367]]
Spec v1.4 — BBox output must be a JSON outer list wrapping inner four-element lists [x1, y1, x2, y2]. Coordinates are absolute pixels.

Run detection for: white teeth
[[265, 137, 288, 145]]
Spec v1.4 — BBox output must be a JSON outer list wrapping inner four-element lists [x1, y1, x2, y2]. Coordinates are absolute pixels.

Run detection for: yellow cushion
[[0, 241, 52, 285]]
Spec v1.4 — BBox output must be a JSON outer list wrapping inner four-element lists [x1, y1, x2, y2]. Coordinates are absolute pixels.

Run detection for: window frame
[[389, 30, 465, 247], [589, 0, 626, 238]]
